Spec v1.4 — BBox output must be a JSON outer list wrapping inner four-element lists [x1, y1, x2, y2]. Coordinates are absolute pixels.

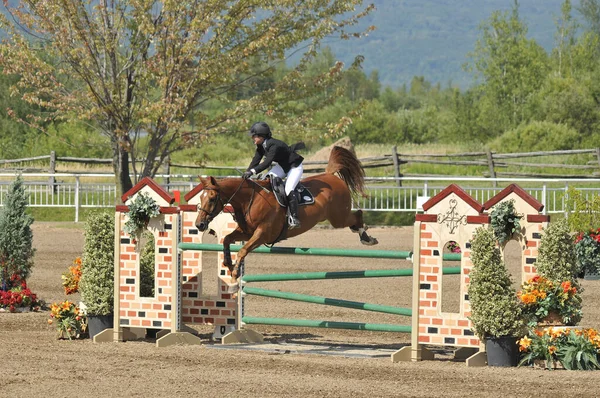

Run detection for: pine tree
[[0, 176, 35, 290]]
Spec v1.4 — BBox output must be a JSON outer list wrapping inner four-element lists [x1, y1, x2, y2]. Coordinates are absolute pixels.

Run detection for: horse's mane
[[325, 146, 366, 197]]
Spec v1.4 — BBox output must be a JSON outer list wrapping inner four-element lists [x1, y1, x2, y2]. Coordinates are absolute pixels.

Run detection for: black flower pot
[[485, 336, 519, 367], [88, 314, 114, 340]]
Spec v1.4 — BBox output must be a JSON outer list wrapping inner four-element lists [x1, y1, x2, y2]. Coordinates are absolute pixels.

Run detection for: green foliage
[[139, 231, 155, 298], [519, 328, 600, 370], [79, 212, 114, 316], [564, 186, 600, 233], [124, 193, 160, 242], [490, 200, 522, 245], [0, 176, 35, 290], [490, 121, 580, 153], [575, 232, 600, 276], [468, 226, 525, 339], [535, 219, 580, 283]]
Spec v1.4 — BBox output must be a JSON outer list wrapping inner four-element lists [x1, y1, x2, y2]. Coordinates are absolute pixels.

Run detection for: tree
[[0, 176, 35, 291], [466, 1, 549, 135], [0, 1, 374, 196], [553, 0, 578, 78]]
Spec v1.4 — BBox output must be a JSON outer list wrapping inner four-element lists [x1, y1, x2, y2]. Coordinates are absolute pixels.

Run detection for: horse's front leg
[[222, 229, 249, 275], [229, 228, 268, 283]]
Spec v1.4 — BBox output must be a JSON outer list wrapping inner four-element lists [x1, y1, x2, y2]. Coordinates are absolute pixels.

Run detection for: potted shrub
[[79, 212, 115, 339], [574, 229, 600, 280], [490, 199, 522, 246], [468, 226, 526, 367]]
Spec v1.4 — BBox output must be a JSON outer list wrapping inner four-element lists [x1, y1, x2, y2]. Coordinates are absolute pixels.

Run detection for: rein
[[199, 179, 254, 224]]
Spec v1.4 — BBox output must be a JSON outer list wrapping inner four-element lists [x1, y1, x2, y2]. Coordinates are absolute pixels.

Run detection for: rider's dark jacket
[[247, 138, 304, 174]]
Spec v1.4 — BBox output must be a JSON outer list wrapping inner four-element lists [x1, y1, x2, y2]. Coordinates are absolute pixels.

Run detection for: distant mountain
[[322, 0, 577, 89]]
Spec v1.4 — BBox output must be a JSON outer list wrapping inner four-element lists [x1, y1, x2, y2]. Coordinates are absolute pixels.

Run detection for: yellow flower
[[548, 345, 557, 355], [518, 336, 532, 352]]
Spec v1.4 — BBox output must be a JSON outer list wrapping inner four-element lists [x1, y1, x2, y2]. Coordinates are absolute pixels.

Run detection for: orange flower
[[518, 336, 532, 352], [548, 345, 557, 355]]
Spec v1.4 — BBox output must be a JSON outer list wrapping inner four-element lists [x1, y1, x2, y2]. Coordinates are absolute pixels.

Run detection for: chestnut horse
[[195, 146, 378, 284]]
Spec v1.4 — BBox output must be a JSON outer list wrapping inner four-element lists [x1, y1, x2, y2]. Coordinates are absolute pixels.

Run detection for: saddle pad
[[269, 179, 314, 206], [295, 184, 314, 206]]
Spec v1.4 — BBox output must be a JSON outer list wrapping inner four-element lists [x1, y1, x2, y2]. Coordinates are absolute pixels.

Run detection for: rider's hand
[[242, 171, 253, 180]]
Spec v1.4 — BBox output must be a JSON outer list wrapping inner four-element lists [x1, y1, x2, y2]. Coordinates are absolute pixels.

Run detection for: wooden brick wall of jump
[[95, 177, 240, 346], [395, 183, 549, 364]]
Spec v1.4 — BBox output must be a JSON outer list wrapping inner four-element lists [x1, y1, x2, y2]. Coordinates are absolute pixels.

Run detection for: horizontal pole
[[242, 267, 460, 283], [178, 243, 413, 259], [242, 316, 411, 333], [243, 286, 411, 316]]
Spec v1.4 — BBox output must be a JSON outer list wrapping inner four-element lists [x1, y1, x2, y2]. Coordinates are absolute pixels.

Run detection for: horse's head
[[195, 176, 224, 232]]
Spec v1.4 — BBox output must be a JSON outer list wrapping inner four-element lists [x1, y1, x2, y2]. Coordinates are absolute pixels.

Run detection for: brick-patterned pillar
[[179, 204, 239, 338], [115, 207, 178, 334]]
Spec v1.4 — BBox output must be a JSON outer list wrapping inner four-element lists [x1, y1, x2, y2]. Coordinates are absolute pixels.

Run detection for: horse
[[195, 146, 378, 284]]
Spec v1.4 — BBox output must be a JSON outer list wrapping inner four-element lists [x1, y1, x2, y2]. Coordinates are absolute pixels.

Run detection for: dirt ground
[[2, 223, 600, 398]]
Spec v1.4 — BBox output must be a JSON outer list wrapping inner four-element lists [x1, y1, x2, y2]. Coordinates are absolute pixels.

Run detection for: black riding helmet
[[249, 121, 272, 139]]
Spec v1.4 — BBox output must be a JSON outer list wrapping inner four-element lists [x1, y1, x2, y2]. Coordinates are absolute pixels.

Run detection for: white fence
[[0, 173, 598, 222]]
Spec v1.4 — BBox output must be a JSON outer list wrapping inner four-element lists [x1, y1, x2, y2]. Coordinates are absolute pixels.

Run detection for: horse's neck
[[220, 179, 254, 209]]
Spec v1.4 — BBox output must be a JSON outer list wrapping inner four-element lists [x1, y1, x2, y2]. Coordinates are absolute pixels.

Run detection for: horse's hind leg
[[348, 210, 378, 245]]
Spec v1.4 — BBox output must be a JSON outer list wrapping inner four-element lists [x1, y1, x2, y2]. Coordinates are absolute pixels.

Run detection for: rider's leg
[[267, 164, 285, 179], [285, 164, 303, 229]]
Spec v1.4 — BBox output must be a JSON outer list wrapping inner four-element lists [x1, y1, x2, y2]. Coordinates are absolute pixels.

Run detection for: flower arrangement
[[574, 228, 600, 276], [518, 275, 582, 326], [61, 257, 82, 295], [0, 279, 39, 312], [446, 241, 461, 253], [518, 327, 600, 370], [48, 300, 87, 340], [124, 192, 160, 243]]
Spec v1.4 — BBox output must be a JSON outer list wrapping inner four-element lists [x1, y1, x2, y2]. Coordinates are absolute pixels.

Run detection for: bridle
[[197, 179, 247, 224]]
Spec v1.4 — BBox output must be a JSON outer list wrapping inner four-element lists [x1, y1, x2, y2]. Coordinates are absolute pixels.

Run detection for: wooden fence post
[[486, 150, 497, 187], [392, 146, 402, 187], [48, 150, 56, 194]]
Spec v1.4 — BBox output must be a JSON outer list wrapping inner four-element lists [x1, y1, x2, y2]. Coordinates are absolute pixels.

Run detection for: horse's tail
[[325, 146, 366, 197]]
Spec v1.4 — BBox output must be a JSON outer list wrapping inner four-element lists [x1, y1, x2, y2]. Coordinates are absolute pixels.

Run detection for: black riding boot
[[287, 192, 301, 229]]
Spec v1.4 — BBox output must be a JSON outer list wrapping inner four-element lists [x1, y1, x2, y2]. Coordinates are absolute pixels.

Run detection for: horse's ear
[[198, 176, 206, 186], [209, 176, 218, 186]]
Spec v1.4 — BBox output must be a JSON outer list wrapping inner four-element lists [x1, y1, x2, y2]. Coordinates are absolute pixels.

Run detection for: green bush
[[490, 121, 580, 153], [139, 231, 155, 298], [564, 186, 600, 234], [0, 176, 35, 290], [535, 218, 580, 283], [468, 227, 525, 339], [79, 212, 114, 316]]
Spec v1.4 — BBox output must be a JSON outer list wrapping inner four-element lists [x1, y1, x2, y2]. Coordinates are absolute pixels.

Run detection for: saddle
[[270, 177, 314, 207]]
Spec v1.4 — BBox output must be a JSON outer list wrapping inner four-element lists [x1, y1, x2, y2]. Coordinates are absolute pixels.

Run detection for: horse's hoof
[[361, 237, 378, 246], [226, 283, 239, 294]]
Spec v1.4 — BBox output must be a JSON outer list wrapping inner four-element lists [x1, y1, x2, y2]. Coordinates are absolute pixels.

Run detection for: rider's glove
[[242, 171, 253, 180]]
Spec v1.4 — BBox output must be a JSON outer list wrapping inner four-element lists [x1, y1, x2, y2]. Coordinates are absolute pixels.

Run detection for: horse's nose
[[196, 222, 206, 231]]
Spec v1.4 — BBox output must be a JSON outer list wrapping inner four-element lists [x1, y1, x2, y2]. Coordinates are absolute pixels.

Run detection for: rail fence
[[0, 173, 597, 222]]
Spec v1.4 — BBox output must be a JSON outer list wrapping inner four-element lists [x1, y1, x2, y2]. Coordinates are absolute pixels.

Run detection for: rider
[[242, 121, 304, 229]]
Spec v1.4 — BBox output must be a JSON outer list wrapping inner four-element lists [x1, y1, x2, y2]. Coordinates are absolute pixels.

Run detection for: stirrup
[[288, 216, 301, 229]]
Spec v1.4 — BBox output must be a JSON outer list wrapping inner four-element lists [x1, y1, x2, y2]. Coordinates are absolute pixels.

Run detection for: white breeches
[[268, 163, 304, 195]]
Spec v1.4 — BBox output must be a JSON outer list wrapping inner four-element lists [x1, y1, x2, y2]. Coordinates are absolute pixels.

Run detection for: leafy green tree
[[466, 1, 550, 135], [0, 176, 35, 290], [553, 0, 578, 78], [0, 0, 373, 196]]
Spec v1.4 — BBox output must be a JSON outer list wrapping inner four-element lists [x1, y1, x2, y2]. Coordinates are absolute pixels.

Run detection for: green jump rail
[[177, 243, 461, 262], [244, 286, 412, 316], [242, 316, 412, 333], [242, 267, 460, 282]]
